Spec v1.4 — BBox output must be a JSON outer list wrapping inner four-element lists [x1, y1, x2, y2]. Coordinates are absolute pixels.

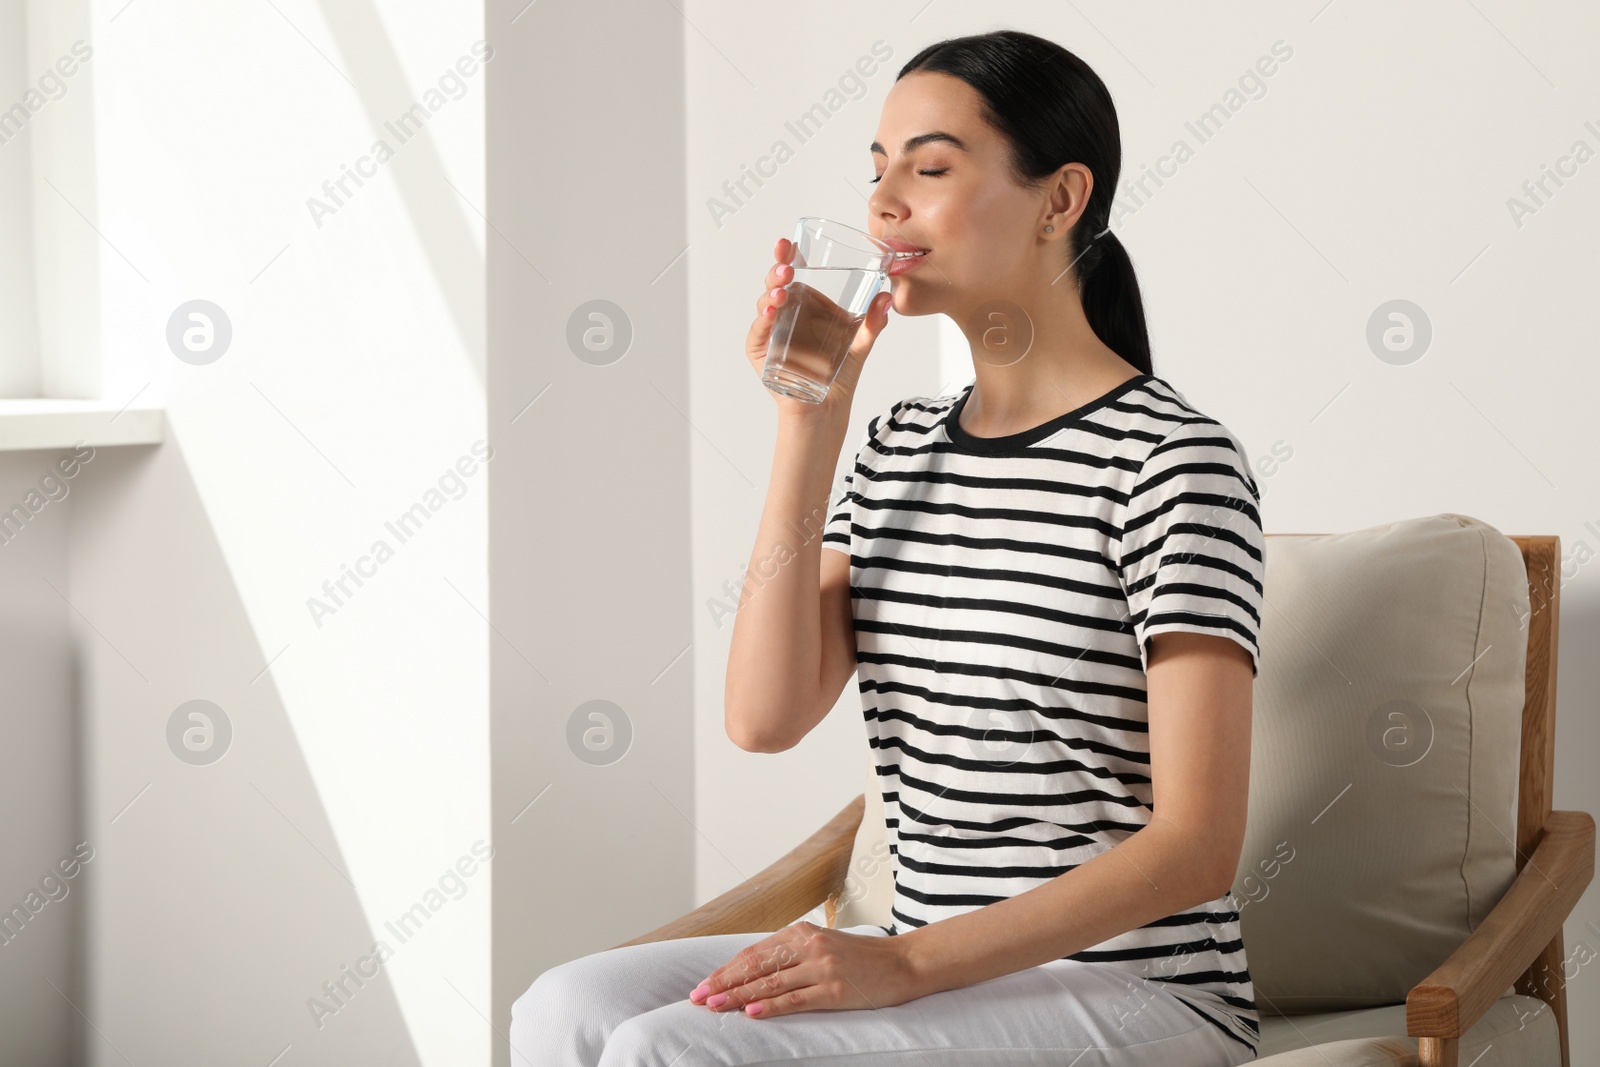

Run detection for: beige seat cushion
[[834, 513, 1532, 1017], [1252, 990, 1560, 1064]]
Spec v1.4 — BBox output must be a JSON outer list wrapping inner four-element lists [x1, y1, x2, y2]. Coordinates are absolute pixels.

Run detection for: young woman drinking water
[[513, 28, 1265, 1067]]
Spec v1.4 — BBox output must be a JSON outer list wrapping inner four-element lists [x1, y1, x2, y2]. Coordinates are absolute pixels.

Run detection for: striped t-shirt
[[822, 372, 1265, 1056]]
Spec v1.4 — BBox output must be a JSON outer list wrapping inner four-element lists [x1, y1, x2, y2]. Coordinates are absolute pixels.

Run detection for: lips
[[879, 236, 930, 258], [886, 249, 929, 276]]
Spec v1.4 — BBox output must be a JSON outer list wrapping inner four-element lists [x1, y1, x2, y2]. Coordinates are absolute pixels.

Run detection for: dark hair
[[897, 30, 1152, 375]]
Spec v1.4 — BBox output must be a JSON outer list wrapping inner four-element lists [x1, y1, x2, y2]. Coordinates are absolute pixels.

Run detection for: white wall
[[26, 0, 101, 398], [0, 449, 79, 1065], [31, 1, 488, 1063], [679, 0, 1600, 1060], [0, 0, 41, 396], [486, 3, 697, 1063]]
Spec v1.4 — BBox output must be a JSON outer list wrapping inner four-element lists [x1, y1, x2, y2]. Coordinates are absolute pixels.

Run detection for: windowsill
[[0, 399, 164, 452]]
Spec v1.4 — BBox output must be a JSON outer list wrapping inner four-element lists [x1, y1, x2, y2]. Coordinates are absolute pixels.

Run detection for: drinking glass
[[762, 217, 899, 404]]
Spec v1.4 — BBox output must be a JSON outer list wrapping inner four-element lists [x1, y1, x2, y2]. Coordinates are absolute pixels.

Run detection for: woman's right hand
[[745, 236, 894, 425]]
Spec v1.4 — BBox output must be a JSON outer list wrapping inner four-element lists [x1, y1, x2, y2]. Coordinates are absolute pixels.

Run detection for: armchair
[[616, 515, 1593, 1067]]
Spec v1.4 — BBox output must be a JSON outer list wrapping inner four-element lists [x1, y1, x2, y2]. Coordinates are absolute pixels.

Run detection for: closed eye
[[869, 168, 949, 185]]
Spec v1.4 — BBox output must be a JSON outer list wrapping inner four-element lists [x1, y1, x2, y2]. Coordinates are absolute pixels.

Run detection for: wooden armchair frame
[[613, 534, 1594, 1067]]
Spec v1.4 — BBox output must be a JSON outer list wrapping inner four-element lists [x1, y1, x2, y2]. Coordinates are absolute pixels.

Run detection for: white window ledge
[[0, 399, 164, 452]]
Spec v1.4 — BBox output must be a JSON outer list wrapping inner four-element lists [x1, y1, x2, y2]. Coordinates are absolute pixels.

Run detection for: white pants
[[510, 922, 1257, 1066]]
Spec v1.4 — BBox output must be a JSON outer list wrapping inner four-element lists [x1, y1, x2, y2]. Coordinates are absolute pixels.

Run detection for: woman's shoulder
[[1136, 375, 1251, 450], [854, 383, 967, 445], [890, 382, 967, 424], [1131, 375, 1260, 503]]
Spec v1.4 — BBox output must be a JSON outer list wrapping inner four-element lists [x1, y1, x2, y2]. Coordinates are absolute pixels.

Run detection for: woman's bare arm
[[815, 545, 859, 727], [724, 416, 854, 753], [725, 232, 891, 752]]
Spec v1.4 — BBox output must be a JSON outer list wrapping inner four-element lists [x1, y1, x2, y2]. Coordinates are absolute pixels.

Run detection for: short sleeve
[[821, 410, 888, 555], [1118, 419, 1266, 676], [821, 472, 855, 555]]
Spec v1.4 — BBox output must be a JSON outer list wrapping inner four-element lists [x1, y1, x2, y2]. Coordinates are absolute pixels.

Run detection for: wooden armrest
[[1406, 809, 1595, 1039], [609, 793, 863, 949]]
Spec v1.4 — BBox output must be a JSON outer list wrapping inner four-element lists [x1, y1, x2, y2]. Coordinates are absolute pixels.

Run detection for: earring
[[1045, 225, 1054, 233]]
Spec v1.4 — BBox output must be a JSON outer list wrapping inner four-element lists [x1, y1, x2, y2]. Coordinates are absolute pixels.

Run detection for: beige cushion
[[1256, 1035, 1420, 1067], [1241, 513, 1527, 1013], [831, 754, 895, 930], [832, 513, 1532, 1019], [1253, 991, 1560, 1064]]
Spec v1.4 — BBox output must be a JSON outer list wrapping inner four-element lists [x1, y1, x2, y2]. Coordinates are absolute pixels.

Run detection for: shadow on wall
[[0, 445, 81, 1066], [312, 0, 489, 389], [0, 439, 426, 1066]]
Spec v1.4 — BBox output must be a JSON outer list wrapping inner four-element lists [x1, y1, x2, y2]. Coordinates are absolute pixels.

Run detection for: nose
[[867, 178, 900, 225]]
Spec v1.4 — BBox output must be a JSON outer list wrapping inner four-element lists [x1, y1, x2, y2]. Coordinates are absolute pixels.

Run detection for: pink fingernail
[[707, 992, 728, 1009], [746, 1002, 764, 1016], [689, 982, 710, 1002]]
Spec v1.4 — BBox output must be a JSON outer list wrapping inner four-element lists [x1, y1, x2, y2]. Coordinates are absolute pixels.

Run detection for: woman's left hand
[[688, 921, 924, 1019]]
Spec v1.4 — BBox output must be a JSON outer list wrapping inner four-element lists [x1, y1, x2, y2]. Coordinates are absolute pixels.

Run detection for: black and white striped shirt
[[822, 372, 1265, 1056]]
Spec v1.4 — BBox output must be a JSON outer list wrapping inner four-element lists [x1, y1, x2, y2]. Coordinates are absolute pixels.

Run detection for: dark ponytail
[[897, 30, 1152, 375]]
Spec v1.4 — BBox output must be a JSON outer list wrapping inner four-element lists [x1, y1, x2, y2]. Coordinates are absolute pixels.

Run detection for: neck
[[952, 288, 1140, 437]]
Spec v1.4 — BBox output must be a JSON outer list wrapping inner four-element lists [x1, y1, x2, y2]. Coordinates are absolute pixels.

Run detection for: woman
[[513, 28, 1264, 1066]]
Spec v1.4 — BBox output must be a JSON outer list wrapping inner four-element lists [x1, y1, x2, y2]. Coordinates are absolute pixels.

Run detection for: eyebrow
[[869, 131, 969, 156]]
